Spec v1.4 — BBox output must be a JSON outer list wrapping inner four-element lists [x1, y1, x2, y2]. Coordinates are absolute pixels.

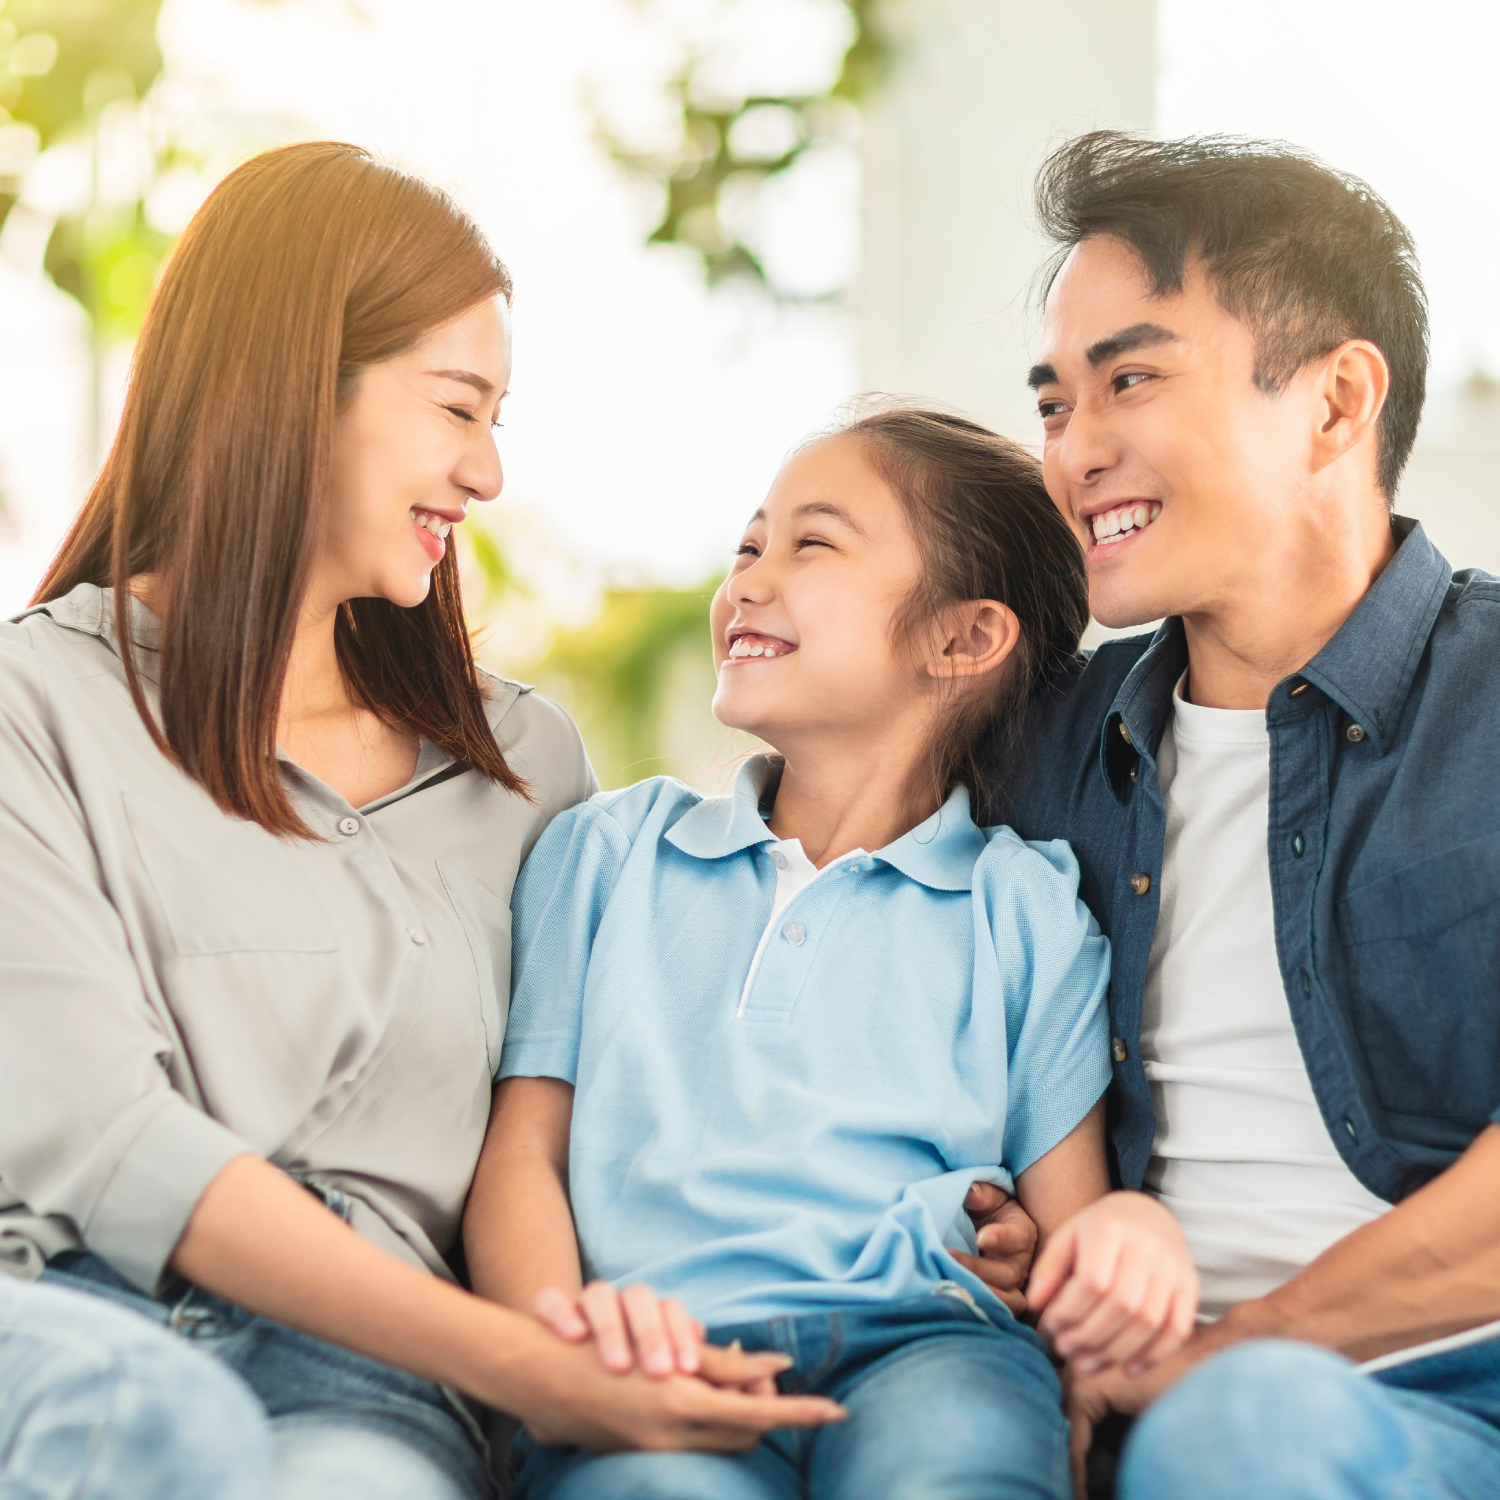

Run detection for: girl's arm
[[464, 1078, 585, 1314], [172, 1153, 839, 1449], [1011, 1100, 1199, 1374], [464, 1078, 731, 1384]]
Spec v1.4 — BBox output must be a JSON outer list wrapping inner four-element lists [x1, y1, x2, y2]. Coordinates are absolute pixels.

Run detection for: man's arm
[[1068, 1124, 1500, 1435]]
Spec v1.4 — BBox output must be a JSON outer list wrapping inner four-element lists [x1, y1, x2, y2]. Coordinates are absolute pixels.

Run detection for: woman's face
[[710, 435, 932, 753], [320, 294, 512, 611]]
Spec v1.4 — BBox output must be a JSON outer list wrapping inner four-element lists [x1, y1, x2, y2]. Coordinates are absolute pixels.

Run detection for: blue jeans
[[511, 1287, 1070, 1500], [1118, 1336, 1500, 1499], [25, 1252, 495, 1500], [0, 1269, 271, 1499]]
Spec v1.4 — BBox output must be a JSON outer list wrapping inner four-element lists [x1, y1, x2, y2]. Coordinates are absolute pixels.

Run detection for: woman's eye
[[446, 406, 477, 423], [734, 543, 760, 558], [795, 536, 830, 550]]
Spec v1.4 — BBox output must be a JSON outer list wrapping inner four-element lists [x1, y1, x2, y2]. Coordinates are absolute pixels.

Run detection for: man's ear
[[1309, 338, 1389, 477], [926, 600, 1021, 682]]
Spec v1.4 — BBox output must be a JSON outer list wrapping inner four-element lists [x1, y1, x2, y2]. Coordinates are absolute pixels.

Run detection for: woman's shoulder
[[477, 671, 596, 816]]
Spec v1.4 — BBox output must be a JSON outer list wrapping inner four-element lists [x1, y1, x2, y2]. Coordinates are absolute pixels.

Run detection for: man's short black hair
[[1034, 132, 1429, 498]]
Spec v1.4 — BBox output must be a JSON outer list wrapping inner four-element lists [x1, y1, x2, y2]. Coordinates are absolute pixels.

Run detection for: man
[[989, 131, 1500, 1498]]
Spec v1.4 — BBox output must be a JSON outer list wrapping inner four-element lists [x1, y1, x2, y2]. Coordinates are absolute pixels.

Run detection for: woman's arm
[[171, 1153, 842, 1450], [1012, 1101, 1198, 1373]]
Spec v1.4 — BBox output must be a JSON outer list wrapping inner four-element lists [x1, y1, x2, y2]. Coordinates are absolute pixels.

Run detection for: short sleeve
[[500, 800, 631, 1085], [983, 836, 1112, 1177]]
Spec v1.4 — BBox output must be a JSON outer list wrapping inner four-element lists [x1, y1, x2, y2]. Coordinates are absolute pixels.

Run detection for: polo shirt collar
[[665, 755, 784, 860], [667, 752, 988, 892], [1296, 517, 1451, 754], [1097, 516, 1453, 796]]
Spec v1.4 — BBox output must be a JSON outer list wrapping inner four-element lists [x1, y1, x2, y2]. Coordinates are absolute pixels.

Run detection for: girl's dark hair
[[835, 401, 1088, 820], [36, 141, 524, 837]]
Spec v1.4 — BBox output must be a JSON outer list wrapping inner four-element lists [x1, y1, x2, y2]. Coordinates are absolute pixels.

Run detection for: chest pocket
[[124, 793, 338, 955], [1337, 832, 1500, 1124], [437, 860, 511, 1074]]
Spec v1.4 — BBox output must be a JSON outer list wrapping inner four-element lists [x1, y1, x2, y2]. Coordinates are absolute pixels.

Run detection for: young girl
[[465, 408, 1197, 1499]]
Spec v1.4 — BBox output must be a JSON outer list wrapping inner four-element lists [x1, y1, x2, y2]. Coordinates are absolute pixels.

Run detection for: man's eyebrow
[[794, 500, 867, 536], [1027, 362, 1058, 390], [424, 368, 496, 397], [1085, 323, 1178, 367]]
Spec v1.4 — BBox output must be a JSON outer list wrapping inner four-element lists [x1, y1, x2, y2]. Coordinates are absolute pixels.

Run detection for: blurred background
[[0, 0, 1494, 788]]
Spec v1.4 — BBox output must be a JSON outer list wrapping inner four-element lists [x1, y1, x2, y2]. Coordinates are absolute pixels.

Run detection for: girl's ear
[[926, 600, 1020, 682]]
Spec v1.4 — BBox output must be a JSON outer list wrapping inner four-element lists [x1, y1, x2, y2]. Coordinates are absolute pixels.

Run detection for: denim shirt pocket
[[1337, 832, 1500, 1122]]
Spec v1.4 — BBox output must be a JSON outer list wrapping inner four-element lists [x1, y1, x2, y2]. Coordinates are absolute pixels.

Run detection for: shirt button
[[1299, 966, 1312, 998], [1290, 831, 1305, 858], [1118, 722, 1134, 747], [781, 921, 806, 946], [769, 849, 788, 870], [1343, 1116, 1358, 1142], [337, 816, 361, 836], [1346, 723, 1366, 743], [1111, 1036, 1129, 1063], [1129, 872, 1151, 896], [407, 927, 426, 946]]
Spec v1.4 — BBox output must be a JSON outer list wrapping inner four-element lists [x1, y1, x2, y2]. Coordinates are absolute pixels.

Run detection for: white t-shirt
[[1142, 679, 1389, 1319]]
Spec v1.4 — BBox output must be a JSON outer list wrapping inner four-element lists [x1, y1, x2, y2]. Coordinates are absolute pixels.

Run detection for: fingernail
[[766, 1353, 794, 1370]]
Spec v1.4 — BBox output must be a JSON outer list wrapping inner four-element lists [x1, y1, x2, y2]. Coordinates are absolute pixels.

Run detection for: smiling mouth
[[410, 506, 458, 561], [1088, 500, 1162, 548], [725, 631, 797, 661]]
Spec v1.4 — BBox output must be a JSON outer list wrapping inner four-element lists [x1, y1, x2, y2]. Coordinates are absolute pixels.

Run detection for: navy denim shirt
[[1004, 519, 1500, 1203]]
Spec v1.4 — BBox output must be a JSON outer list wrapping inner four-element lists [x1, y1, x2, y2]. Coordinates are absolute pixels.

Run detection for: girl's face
[[710, 435, 933, 751], [318, 295, 512, 611]]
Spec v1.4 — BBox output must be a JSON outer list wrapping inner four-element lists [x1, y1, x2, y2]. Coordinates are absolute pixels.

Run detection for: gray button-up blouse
[[0, 584, 595, 1291]]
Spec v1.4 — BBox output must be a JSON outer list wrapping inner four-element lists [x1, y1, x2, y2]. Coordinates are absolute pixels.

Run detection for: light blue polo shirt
[[500, 756, 1111, 1327]]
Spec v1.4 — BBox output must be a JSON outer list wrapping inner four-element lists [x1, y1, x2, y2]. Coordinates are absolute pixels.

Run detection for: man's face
[[1031, 236, 1315, 629]]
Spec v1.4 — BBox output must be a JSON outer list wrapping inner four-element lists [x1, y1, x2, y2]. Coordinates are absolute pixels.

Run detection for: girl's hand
[[1026, 1190, 1198, 1376], [533, 1280, 789, 1393]]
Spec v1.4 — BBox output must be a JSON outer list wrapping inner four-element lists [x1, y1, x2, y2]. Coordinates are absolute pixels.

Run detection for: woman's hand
[[1026, 1190, 1198, 1375], [510, 1323, 844, 1452], [533, 1280, 788, 1394]]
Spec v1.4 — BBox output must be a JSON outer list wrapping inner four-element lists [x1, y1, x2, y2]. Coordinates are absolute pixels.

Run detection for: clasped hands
[[529, 1184, 1196, 1415]]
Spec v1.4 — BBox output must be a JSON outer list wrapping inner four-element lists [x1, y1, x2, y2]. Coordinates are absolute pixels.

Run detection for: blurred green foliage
[[602, 0, 886, 290], [538, 579, 723, 785], [0, 1, 169, 343]]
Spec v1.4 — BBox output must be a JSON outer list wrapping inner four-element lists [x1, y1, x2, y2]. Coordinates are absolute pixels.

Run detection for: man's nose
[[1056, 399, 1120, 488]]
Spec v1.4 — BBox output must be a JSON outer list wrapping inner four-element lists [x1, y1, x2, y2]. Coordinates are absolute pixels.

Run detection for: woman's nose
[[462, 433, 504, 503]]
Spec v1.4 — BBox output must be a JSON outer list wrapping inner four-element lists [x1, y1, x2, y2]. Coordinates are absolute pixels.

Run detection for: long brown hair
[[36, 141, 525, 835], [837, 402, 1089, 818]]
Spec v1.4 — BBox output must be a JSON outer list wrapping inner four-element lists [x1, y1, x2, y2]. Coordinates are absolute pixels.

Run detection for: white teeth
[[410, 509, 453, 539], [728, 636, 791, 660], [1091, 502, 1163, 545]]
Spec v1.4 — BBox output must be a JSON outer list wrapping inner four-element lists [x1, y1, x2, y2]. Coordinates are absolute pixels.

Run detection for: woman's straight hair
[[36, 141, 524, 836]]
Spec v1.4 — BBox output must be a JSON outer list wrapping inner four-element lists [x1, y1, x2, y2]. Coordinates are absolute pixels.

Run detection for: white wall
[[859, 0, 1157, 441]]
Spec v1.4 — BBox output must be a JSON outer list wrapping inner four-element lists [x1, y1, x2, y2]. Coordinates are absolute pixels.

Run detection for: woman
[[0, 141, 839, 1500]]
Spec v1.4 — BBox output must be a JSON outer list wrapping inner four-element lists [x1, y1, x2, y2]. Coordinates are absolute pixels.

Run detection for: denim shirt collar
[[1098, 517, 1453, 798], [666, 752, 988, 892]]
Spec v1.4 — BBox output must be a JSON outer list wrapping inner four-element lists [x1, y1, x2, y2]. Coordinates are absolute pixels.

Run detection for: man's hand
[[1028, 1191, 1198, 1374], [955, 1182, 1039, 1315]]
